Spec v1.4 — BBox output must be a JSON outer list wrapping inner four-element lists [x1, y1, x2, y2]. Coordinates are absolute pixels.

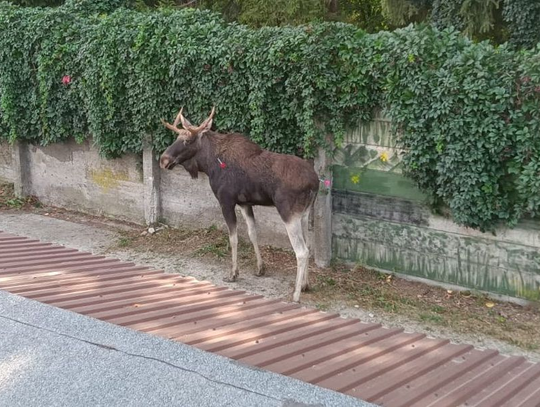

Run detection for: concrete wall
[[22, 140, 145, 223], [0, 142, 14, 183], [331, 112, 540, 302]]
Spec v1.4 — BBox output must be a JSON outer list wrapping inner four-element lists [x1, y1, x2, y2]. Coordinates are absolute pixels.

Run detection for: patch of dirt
[[116, 225, 297, 276], [1, 181, 539, 362], [0, 184, 41, 211]]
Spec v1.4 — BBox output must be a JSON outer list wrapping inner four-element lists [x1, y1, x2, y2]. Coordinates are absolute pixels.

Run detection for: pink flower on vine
[[320, 178, 331, 188], [62, 75, 72, 85]]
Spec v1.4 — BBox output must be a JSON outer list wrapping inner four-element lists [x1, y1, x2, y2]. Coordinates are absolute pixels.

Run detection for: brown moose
[[160, 107, 319, 302]]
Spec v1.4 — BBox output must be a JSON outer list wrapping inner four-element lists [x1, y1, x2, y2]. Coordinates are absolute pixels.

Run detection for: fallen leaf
[[486, 302, 495, 308]]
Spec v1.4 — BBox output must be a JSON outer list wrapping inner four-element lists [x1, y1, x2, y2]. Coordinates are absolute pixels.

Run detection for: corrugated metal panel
[[1, 230, 539, 407]]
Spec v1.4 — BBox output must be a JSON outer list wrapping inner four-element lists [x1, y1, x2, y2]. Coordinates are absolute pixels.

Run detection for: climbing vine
[[503, 0, 540, 49], [0, 0, 540, 231]]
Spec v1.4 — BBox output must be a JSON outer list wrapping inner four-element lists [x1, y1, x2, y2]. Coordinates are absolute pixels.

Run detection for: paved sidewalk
[[0, 291, 372, 407]]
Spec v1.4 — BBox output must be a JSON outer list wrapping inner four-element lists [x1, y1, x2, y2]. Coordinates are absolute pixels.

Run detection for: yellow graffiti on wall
[[89, 168, 129, 192]]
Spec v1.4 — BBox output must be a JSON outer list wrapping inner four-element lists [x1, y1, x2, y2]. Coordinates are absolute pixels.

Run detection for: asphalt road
[[0, 290, 374, 407]]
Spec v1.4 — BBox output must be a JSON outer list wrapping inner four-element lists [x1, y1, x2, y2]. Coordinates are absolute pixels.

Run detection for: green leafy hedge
[[503, 0, 540, 49], [0, 0, 539, 231]]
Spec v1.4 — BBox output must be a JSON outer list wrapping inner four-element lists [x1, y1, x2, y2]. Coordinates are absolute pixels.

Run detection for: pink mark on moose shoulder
[[62, 75, 72, 85]]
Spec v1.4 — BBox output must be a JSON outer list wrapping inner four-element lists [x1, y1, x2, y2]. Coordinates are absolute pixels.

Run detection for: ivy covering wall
[[0, 0, 539, 232]]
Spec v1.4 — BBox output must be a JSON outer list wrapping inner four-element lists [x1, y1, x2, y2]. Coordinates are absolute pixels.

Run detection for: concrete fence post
[[12, 140, 30, 198], [312, 145, 333, 268], [142, 135, 161, 226]]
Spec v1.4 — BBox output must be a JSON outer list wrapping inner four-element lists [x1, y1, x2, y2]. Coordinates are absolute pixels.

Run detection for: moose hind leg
[[221, 204, 239, 281], [300, 209, 311, 291], [284, 216, 309, 302], [239, 205, 264, 276]]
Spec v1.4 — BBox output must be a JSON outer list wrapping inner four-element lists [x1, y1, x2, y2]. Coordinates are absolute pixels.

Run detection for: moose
[[160, 107, 319, 302]]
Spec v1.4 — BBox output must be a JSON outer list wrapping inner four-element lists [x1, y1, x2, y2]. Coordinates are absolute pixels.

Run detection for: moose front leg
[[221, 204, 239, 282]]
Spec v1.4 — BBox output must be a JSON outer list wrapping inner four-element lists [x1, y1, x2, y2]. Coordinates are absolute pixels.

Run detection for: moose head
[[159, 107, 215, 170]]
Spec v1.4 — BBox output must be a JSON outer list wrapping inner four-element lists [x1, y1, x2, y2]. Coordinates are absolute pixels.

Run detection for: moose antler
[[182, 106, 215, 135], [178, 107, 193, 130], [194, 106, 215, 133], [162, 106, 215, 139], [161, 107, 192, 140]]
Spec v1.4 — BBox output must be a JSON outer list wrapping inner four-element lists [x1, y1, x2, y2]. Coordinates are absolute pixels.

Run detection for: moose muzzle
[[159, 154, 175, 170]]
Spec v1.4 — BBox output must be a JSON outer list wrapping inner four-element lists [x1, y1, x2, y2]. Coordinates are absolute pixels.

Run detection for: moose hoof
[[224, 275, 238, 283], [255, 264, 266, 277]]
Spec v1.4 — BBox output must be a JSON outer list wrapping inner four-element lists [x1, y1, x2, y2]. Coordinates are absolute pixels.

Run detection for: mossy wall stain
[[89, 167, 129, 192], [332, 213, 540, 301]]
